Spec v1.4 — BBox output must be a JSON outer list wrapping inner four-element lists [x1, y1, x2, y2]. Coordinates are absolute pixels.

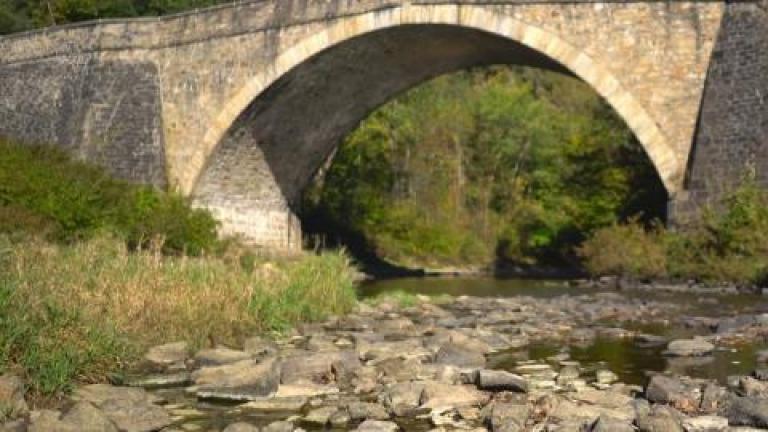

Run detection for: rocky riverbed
[[4, 282, 768, 432]]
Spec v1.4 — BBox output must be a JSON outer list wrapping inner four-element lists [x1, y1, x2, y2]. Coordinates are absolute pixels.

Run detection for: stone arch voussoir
[[190, 4, 682, 197]]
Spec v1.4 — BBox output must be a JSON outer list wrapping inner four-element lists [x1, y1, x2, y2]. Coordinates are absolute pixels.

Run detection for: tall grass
[[0, 235, 358, 398]]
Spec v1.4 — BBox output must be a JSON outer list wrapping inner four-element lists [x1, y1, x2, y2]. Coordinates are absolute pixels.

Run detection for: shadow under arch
[[190, 5, 681, 249]]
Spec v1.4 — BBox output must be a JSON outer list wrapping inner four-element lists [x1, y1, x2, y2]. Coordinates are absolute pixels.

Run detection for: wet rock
[[665, 339, 715, 357], [347, 402, 390, 421], [726, 395, 768, 428], [281, 350, 359, 384], [193, 357, 281, 401], [61, 402, 117, 432], [194, 347, 253, 366], [0, 374, 28, 419], [355, 419, 399, 432], [635, 334, 668, 348], [476, 370, 527, 393], [434, 342, 486, 368], [680, 415, 728, 432], [222, 422, 260, 432], [144, 342, 188, 370], [380, 382, 425, 416], [420, 382, 489, 410]]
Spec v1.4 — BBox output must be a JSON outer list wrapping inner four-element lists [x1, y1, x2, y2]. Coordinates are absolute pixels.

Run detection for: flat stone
[[73, 384, 159, 406], [303, 406, 338, 425], [240, 396, 308, 411], [193, 357, 280, 400], [222, 422, 260, 432], [61, 402, 117, 432], [645, 375, 702, 413], [420, 382, 489, 410], [194, 347, 253, 366], [281, 350, 359, 384], [681, 415, 728, 432], [262, 421, 293, 432], [665, 339, 715, 357], [127, 372, 191, 389], [99, 397, 172, 432], [355, 420, 399, 432], [347, 401, 390, 421], [381, 382, 426, 416], [144, 342, 188, 368]]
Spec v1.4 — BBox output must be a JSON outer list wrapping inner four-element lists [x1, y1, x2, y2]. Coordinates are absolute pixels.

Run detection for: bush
[[578, 221, 668, 280], [0, 139, 220, 255], [0, 234, 358, 397], [580, 180, 768, 286]]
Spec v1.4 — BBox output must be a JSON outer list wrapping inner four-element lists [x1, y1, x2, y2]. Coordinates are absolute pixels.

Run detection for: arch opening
[[192, 19, 675, 251]]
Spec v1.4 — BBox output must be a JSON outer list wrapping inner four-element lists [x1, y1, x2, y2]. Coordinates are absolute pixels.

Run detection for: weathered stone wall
[[670, 0, 768, 221], [0, 57, 166, 186]]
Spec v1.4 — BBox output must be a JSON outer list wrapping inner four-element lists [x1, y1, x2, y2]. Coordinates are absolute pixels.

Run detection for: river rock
[[240, 396, 308, 411], [193, 357, 280, 400], [595, 370, 619, 385], [347, 401, 390, 421], [483, 401, 529, 432], [60, 402, 117, 432], [222, 422, 260, 432], [281, 350, 359, 384], [381, 382, 425, 416], [194, 347, 253, 366], [98, 396, 171, 432], [27, 410, 77, 432], [127, 372, 191, 389], [73, 384, 160, 406], [665, 339, 715, 357], [144, 342, 188, 369], [636, 405, 684, 432], [420, 382, 489, 410], [355, 420, 399, 432], [243, 336, 279, 357], [303, 406, 338, 425], [0, 374, 28, 419], [645, 375, 702, 412], [681, 415, 728, 432], [262, 421, 294, 432], [476, 370, 528, 392], [434, 342, 486, 368], [726, 395, 768, 428]]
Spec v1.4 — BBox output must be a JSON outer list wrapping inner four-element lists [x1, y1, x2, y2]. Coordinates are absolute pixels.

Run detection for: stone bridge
[[0, 0, 766, 250]]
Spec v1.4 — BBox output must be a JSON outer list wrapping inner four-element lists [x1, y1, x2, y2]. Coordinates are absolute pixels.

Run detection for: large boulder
[[60, 402, 117, 432], [192, 357, 281, 401]]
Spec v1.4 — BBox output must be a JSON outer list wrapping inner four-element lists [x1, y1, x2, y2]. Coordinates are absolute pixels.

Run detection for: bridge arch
[[190, 4, 682, 247]]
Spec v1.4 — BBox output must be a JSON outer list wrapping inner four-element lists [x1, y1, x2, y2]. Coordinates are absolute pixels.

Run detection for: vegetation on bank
[[0, 140, 358, 399], [580, 179, 768, 287], [304, 67, 666, 268]]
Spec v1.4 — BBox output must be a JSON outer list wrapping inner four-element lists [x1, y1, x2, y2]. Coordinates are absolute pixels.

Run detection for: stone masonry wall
[[670, 0, 768, 221], [0, 57, 167, 186]]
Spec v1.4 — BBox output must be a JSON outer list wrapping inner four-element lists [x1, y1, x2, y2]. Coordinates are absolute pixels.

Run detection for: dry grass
[[0, 234, 358, 396]]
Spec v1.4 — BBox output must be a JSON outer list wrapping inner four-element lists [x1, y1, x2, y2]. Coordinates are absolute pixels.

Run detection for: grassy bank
[[0, 235, 357, 398], [580, 180, 768, 287], [0, 140, 359, 400]]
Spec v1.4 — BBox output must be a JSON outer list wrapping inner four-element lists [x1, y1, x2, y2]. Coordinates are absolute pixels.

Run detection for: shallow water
[[362, 277, 768, 385]]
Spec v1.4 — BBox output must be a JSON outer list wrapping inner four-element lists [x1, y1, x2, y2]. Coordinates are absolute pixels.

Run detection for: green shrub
[[0, 139, 220, 255], [578, 220, 668, 279]]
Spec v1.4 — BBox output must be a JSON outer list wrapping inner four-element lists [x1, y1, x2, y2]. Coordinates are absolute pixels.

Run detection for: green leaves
[[304, 66, 665, 267]]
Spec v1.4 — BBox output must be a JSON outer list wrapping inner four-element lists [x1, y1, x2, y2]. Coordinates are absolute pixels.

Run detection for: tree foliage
[[304, 67, 667, 267]]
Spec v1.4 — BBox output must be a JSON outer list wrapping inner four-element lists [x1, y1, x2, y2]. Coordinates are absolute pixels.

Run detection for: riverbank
[[3, 279, 768, 430], [0, 235, 358, 400]]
